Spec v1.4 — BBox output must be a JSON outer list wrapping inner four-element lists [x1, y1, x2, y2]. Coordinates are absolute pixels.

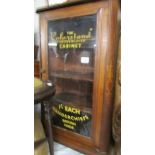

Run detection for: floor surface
[[54, 142, 84, 155]]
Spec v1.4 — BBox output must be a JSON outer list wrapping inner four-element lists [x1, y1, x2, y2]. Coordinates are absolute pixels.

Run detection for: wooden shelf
[[52, 92, 92, 114], [50, 71, 93, 82]]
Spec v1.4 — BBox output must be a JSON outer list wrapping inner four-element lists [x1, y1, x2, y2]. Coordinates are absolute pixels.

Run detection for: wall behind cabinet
[[34, 0, 48, 59]]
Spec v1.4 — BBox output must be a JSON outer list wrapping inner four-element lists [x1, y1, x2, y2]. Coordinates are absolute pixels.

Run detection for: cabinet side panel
[[99, 0, 120, 151], [92, 6, 109, 149]]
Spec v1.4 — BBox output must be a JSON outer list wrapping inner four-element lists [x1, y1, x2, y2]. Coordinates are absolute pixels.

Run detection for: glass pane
[[48, 14, 96, 137]]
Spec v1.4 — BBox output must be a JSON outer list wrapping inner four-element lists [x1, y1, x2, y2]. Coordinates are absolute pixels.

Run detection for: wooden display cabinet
[[37, 0, 120, 154]]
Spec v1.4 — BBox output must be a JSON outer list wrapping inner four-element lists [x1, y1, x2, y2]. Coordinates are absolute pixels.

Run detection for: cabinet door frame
[[39, 0, 119, 154]]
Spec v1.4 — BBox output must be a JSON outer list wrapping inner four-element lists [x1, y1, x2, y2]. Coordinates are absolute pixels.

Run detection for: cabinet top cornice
[[36, 0, 105, 13]]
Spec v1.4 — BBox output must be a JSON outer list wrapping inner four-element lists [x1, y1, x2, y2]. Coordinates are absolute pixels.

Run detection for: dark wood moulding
[[50, 70, 94, 82]]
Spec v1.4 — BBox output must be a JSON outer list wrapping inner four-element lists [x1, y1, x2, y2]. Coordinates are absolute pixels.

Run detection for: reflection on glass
[[48, 14, 96, 137]]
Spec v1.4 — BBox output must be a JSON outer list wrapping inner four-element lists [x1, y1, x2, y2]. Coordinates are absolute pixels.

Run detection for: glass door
[[48, 14, 96, 137]]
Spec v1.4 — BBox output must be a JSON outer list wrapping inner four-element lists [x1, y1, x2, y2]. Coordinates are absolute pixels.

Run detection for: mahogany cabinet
[[37, 0, 120, 154]]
